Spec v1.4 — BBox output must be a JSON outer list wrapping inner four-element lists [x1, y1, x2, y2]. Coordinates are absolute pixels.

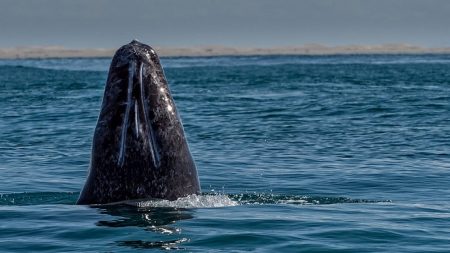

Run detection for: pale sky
[[0, 0, 449, 48]]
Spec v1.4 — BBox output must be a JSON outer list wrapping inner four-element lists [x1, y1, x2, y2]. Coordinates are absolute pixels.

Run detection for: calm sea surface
[[0, 55, 449, 252]]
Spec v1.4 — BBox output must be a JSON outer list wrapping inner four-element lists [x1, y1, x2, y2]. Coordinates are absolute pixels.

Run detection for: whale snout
[[111, 40, 158, 69]]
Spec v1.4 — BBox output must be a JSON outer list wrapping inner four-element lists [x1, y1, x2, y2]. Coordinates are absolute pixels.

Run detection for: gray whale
[[77, 40, 200, 204]]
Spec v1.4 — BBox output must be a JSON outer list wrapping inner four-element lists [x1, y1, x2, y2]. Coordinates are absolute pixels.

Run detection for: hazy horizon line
[[1, 43, 450, 59]]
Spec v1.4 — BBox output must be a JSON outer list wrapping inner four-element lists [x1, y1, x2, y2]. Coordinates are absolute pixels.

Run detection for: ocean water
[[0, 54, 449, 252]]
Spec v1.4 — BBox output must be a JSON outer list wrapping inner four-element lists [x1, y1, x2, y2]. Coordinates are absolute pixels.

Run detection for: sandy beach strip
[[1, 44, 450, 59]]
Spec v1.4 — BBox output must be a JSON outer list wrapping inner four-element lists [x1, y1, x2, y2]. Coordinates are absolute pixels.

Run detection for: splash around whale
[[77, 40, 201, 205]]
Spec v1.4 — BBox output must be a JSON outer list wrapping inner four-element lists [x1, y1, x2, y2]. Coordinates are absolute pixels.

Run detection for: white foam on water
[[123, 194, 239, 209]]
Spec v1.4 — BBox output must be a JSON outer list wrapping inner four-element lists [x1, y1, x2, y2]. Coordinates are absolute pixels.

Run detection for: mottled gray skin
[[77, 40, 200, 205]]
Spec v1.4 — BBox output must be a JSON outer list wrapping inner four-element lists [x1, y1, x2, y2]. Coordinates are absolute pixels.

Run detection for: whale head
[[77, 41, 200, 204]]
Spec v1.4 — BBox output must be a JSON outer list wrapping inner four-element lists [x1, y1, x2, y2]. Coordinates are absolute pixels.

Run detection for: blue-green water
[[0, 55, 449, 252]]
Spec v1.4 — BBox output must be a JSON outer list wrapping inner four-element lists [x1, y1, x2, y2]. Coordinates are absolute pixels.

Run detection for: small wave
[[0, 64, 48, 72], [0, 192, 78, 205], [0, 58, 110, 72], [228, 193, 388, 205], [98, 193, 388, 208]]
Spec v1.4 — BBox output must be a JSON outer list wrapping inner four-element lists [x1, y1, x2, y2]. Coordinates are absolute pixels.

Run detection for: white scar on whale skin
[[134, 100, 139, 138], [139, 63, 161, 167], [118, 61, 135, 167]]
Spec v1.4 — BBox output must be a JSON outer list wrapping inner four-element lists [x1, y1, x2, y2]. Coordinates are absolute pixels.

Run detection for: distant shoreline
[[1, 44, 450, 59]]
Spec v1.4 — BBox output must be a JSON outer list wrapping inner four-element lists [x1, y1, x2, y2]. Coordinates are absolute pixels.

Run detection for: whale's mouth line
[[117, 60, 161, 168]]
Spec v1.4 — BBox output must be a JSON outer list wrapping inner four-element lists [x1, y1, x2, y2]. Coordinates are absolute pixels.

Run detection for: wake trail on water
[[0, 192, 389, 207]]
